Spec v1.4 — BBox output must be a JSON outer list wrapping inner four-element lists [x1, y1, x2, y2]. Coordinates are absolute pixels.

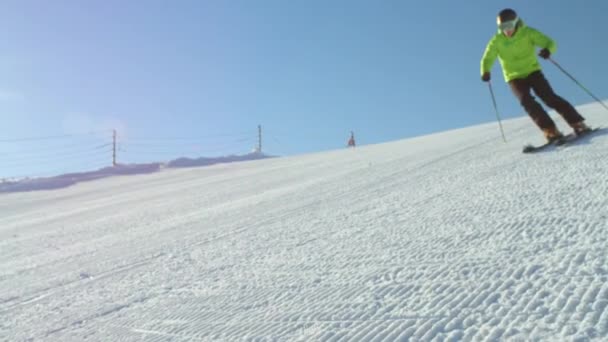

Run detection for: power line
[[3, 147, 112, 166], [120, 138, 256, 149], [0, 130, 113, 143], [0, 142, 112, 158], [120, 139, 255, 147], [123, 131, 256, 142], [1, 126, 266, 178]]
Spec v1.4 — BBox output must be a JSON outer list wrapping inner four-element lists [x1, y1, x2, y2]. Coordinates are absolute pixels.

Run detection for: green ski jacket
[[481, 21, 557, 82]]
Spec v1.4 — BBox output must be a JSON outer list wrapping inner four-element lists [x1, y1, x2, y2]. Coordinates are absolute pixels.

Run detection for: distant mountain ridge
[[0, 152, 273, 193]]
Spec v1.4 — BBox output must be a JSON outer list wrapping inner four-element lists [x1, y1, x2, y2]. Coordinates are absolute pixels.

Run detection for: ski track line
[[0, 255, 158, 314]]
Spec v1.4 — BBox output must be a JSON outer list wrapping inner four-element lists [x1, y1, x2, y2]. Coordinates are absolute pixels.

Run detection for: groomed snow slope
[[2, 103, 608, 341]]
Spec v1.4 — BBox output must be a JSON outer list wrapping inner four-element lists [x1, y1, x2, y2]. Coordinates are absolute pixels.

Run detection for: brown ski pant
[[509, 71, 584, 131]]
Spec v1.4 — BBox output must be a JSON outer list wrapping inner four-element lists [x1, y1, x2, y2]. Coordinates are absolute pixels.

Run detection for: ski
[[522, 127, 602, 154]]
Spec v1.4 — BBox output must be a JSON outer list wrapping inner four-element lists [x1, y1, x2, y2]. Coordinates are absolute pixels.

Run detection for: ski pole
[[549, 57, 608, 112], [488, 81, 507, 143]]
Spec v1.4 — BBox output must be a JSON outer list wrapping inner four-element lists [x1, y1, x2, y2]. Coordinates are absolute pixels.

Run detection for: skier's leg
[[509, 76, 561, 140], [529, 71, 587, 130]]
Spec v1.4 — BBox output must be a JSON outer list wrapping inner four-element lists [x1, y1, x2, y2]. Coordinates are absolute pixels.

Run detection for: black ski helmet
[[497, 8, 518, 24]]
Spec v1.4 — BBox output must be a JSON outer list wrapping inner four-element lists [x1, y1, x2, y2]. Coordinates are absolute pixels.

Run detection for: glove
[[538, 48, 551, 59], [481, 72, 491, 82]]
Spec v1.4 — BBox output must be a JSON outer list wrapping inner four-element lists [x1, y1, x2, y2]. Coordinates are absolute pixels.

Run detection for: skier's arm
[[480, 37, 498, 75], [529, 27, 557, 54]]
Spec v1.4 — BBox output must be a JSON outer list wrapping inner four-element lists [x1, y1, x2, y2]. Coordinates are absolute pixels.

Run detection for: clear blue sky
[[1, 0, 607, 178]]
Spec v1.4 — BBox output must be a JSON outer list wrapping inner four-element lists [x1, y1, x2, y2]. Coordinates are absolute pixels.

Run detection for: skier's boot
[[543, 126, 565, 145], [571, 121, 592, 136]]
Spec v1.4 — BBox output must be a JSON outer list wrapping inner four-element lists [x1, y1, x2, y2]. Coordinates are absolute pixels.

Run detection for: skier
[[347, 131, 356, 148], [480, 8, 591, 143]]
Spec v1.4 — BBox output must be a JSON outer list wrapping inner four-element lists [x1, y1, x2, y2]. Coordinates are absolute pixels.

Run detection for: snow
[[2, 102, 608, 341]]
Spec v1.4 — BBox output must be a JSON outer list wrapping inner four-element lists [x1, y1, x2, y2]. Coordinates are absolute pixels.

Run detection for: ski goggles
[[498, 18, 519, 32]]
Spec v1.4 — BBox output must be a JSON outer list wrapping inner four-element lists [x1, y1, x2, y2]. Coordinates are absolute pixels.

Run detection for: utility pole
[[112, 129, 117, 167], [257, 125, 262, 154]]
